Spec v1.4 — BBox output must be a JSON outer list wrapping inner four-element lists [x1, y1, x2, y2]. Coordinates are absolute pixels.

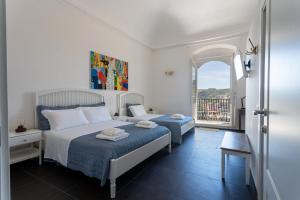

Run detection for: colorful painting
[[90, 51, 128, 91]]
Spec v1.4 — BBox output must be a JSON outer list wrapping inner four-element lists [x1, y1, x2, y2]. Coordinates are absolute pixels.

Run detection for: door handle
[[254, 108, 268, 116], [262, 125, 268, 134]]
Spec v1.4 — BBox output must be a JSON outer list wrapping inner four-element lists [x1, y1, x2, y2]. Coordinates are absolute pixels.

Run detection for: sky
[[197, 61, 230, 89]]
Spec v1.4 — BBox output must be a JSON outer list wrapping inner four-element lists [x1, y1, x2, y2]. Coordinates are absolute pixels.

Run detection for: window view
[[196, 61, 231, 126]]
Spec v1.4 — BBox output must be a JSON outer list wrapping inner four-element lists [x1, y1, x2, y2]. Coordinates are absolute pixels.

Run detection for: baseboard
[[195, 124, 245, 133]]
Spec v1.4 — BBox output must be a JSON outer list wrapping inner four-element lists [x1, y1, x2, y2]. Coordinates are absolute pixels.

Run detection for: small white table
[[113, 116, 130, 122], [220, 132, 251, 185], [147, 110, 158, 114], [9, 129, 42, 165]]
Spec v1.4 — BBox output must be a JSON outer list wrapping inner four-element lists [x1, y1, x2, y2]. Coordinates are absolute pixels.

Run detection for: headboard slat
[[118, 92, 144, 116], [35, 89, 105, 127]]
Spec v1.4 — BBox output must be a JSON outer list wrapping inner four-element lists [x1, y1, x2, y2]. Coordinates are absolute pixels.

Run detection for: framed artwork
[[90, 51, 128, 91]]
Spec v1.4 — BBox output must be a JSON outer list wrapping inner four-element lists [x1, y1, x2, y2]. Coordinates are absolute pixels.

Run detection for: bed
[[117, 92, 195, 144], [35, 89, 171, 199]]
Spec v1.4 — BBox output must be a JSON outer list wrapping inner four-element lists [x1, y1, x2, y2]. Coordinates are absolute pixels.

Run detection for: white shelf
[[10, 147, 40, 165], [147, 111, 158, 114], [9, 129, 41, 138]]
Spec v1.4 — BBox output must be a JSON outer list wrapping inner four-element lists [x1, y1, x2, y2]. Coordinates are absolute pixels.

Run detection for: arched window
[[195, 61, 232, 126]]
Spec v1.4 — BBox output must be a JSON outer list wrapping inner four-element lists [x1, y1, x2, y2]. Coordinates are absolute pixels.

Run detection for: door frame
[[261, 0, 282, 199], [0, 0, 10, 199], [257, 0, 270, 200], [195, 60, 234, 129], [257, 0, 284, 199]]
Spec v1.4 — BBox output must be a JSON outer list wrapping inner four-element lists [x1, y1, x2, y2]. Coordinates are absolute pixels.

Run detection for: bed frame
[[35, 89, 171, 199], [117, 92, 144, 116], [118, 92, 195, 144]]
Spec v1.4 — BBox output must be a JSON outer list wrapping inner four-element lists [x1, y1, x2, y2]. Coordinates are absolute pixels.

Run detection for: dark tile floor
[[11, 128, 257, 200]]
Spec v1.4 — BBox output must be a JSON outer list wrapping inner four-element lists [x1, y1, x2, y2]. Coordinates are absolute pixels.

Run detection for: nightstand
[[9, 129, 42, 165], [113, 116, 129, 122]]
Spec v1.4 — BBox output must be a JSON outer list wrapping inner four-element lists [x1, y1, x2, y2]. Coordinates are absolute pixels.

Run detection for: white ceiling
[[65, 0, 259, 49]]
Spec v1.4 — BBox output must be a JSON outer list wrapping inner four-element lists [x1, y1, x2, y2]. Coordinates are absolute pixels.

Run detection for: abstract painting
[[90, 51, 128, 91]]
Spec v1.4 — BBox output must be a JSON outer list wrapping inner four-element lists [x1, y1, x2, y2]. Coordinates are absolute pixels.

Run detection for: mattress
[[126, 114, 194, 144]]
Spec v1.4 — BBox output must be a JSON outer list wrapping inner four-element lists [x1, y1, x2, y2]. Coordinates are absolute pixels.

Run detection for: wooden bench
[[220, 132, 251, 185]]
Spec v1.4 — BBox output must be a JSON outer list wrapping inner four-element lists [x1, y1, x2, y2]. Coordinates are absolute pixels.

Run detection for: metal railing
[[197, 98, 231, 122]]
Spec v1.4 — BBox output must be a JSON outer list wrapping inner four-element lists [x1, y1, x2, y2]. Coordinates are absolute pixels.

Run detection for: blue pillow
[[126, 103, 141, 117], [79, 102, 105, 107], [37, 102, 105, 130]]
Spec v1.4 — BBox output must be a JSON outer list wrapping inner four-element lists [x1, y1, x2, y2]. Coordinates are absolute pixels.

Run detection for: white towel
[[101, 128, 125, 137], [135, 123, 158, 129], [137, 120, 156, 126], [171, 114, 185, 119], [96, 132, 129, 141]]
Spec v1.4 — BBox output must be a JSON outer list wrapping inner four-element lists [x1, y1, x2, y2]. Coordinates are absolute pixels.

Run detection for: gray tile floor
[[11, 128, 257, 200]]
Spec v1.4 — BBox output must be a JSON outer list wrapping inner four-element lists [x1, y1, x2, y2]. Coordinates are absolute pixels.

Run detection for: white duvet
[[43, 120, 131, 166]]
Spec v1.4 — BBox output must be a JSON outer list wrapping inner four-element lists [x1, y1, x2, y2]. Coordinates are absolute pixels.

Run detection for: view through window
[[196, 61, 231, 126]]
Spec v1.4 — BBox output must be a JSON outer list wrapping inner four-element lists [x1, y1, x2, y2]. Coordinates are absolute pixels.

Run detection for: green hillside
[[198, 88, 230, 99]]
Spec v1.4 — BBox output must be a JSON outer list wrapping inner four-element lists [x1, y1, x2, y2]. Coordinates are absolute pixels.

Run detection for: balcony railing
[[197, 98, 231, 122]]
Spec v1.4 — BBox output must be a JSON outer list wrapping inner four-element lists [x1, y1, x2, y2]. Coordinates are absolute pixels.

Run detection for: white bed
[[36, 89, 171, 199], [118, 92, 195, 144]]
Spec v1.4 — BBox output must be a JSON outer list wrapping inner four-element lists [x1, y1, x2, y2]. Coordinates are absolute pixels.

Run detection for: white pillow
[[129, 105, 147, 117], [80, 106, 112, 123], [42, 108, 89, 131]]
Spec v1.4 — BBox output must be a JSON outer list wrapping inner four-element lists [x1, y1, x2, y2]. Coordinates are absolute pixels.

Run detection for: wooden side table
[[238, 108, 245, 131], [9, 129, 42, 165], [220, 132, 251, 185]]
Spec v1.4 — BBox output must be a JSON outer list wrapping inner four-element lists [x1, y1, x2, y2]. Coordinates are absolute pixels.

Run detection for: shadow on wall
[[147, 10, 187, 48], [147, 7, 248, 48], [9, 92, 35, 131]]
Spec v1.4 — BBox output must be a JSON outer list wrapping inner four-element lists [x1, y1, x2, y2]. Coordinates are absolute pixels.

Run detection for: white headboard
[[35, 89, 105, 126], [118, 92, 144, 116]]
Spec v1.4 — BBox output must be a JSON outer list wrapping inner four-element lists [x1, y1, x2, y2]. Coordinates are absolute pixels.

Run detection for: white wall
[[245, 10, 261, 188], [6, 0, 153, 130], [151, 47, 192, 115], [150, 37, 247, 129]]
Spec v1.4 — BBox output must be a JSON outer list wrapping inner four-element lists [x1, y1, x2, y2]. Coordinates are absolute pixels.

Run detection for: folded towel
[[135, 123, 158, 129], [171, 114, 185, 119], [137, 120, 156, 126], [101, 128, 125, 136], [96, 132, 129, 141]]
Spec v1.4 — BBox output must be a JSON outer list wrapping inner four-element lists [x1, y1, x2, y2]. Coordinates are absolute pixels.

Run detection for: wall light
[[245, 38, 258, 55], [234, 54, 244, 80], [164, 70, 175, 76]]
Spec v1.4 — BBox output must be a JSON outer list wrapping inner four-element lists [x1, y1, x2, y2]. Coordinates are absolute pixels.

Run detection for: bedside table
[[9, 129, 42, 165], [113, 116, 129, 122], [147, 110, 158, 114]]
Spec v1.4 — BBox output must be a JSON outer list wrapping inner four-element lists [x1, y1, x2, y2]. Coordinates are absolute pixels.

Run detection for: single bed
[[35, 89, 171, 199], [118, 92, 195, 144]]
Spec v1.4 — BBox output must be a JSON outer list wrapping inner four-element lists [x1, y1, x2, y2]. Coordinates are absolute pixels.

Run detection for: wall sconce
[[234, 52, 251, 79], [164, 70, 175, 76], [245, 38, 258, 55]]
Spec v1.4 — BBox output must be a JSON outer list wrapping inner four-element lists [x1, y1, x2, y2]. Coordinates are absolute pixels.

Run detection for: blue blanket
[[150, 115, 194, 144], [67, 124, 170, 186]]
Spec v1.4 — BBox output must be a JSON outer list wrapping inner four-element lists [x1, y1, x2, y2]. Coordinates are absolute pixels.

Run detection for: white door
[[0, 0, 10, 199], [261, 0, 300, 199]]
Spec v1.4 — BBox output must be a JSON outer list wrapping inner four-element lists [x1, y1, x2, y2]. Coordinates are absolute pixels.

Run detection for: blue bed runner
[[67, 124, 170, 186], [150, 115, 193, 144]]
